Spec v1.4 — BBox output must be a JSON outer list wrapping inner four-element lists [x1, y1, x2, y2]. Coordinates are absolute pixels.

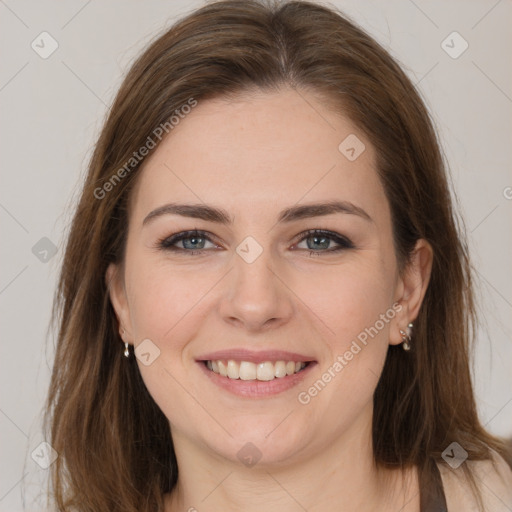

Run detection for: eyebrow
[[142, 200, 373, 227]]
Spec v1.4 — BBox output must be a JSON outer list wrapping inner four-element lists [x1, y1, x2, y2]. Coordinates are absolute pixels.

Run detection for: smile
[[205, 359, 310, 381], [195, 348, 317, 398]]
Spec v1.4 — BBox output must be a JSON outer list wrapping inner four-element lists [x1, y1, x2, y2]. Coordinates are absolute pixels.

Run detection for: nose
[[218, 247, 294, 333]]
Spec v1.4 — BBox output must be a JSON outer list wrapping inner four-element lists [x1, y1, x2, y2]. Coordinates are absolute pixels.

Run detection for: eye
[[293, 229, 354, 255], [157, 230, 219, 255]]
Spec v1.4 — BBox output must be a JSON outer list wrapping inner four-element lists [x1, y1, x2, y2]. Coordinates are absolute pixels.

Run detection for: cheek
[[293, 258, 395, 409], [126, 258, 209, 342], [292, 257, 396, 348], [124, 262, 212, 432]]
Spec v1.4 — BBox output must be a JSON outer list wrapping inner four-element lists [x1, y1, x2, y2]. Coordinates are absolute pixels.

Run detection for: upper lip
[[196, 349, 316, 364]]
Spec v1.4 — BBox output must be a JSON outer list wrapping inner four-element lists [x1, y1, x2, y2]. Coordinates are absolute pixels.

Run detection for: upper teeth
[[206, 360, 307, 381]]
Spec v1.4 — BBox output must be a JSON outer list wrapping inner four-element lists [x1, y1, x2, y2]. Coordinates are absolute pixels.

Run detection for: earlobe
[[389, 239, 433, 346]]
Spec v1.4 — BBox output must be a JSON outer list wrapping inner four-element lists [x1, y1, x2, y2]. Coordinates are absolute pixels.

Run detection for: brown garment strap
[[419, 458, 448, 512]]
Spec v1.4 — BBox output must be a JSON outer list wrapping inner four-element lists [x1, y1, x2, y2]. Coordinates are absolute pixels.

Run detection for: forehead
[[128, 88, 389, 227]]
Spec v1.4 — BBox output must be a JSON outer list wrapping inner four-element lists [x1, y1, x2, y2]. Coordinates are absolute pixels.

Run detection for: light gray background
[[1, 0, 511, 510]]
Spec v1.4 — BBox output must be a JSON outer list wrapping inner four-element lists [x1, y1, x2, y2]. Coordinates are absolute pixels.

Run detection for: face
[[107, 87, 428, 467]]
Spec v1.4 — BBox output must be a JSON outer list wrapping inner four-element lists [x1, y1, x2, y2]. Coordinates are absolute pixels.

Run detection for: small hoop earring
[[124, 341, 130, 358], [400, 322, 413, 351]]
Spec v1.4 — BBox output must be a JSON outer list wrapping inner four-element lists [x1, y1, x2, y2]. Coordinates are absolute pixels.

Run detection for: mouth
[[203, 359, 311, 381], [195, 349, 317, 398]]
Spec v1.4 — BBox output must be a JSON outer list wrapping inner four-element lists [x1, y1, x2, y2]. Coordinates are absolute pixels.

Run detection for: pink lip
[[197, 359, 317, 398], [195, 348, 316, 364]]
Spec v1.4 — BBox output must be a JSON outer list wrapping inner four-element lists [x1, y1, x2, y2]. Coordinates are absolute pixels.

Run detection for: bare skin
[[106, 87, 510, 511]]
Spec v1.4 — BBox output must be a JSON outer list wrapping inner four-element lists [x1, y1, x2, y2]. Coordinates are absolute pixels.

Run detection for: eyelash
[[156, 229, 354, 256]]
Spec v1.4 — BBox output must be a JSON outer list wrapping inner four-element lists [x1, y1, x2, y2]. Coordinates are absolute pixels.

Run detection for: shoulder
[[437, 451, 512, 512]]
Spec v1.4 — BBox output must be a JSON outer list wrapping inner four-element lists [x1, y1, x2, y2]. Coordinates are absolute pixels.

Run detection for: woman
[[43, 1, 512, 510]]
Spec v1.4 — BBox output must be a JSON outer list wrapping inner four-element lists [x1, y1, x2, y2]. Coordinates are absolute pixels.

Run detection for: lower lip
[[197, 361, 317, 398]]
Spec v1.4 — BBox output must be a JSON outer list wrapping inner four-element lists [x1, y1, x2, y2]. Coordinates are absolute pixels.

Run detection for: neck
[[165, 403, 418, 511]]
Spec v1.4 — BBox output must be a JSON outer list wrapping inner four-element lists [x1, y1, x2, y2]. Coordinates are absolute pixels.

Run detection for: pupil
[[185, 237, 203, 249], [310, 236, 328, 250]]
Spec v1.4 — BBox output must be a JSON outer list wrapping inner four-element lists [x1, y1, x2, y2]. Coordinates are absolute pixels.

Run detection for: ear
[[105, 262, 133, 345], [389, 238, 433, 346]]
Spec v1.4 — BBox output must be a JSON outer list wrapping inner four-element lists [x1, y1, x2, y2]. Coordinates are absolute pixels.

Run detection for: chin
[[202, 416, 316, 468]]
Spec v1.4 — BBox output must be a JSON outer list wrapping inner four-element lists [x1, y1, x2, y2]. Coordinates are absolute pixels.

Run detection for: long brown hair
[[43, 1, 508, 510]]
